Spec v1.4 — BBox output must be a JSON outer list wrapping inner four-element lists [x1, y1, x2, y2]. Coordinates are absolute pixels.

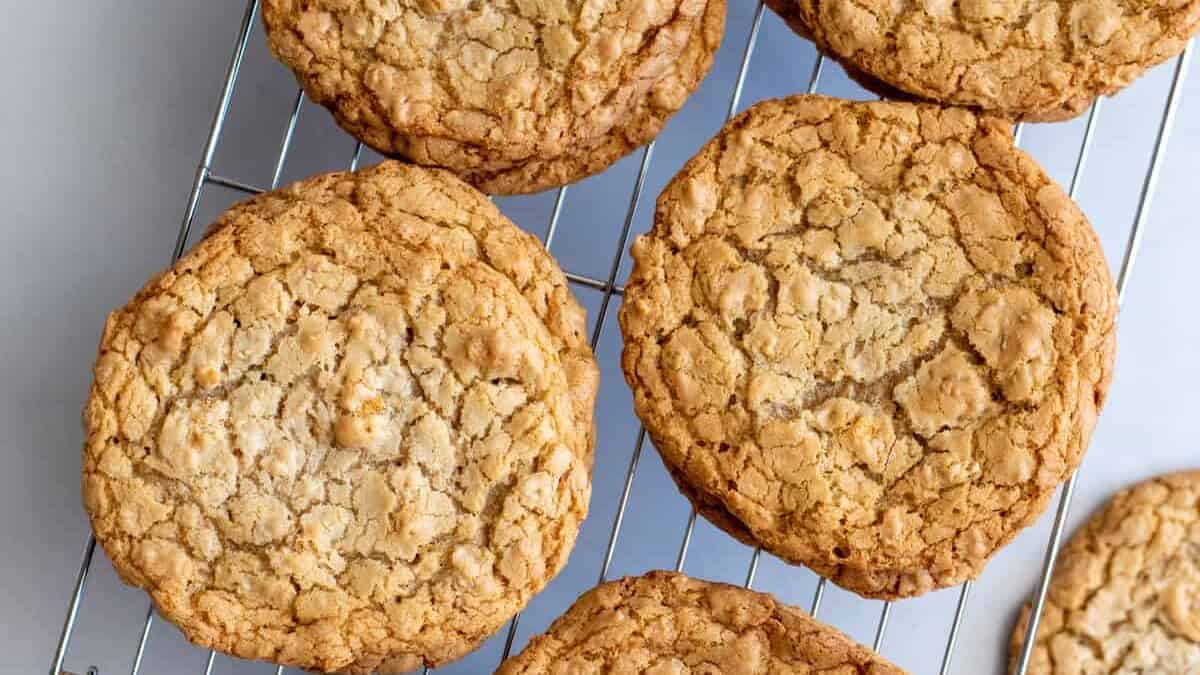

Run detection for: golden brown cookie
[[261, 0, 725, 195], [497, 571, 907, 673], [620, 95, 1118, 599], [81, 162, 598, 673], [773, 0, 1200, 121], [1011, 471, 1200, 674]]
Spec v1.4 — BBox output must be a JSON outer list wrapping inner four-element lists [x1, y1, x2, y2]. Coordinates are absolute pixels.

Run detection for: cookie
[[773, 0, 1200, 120], [81, 162, 599, 673], [496, 571, 906, 674], [1011, 471, 1200, 674], [620, 95, 1118, 599], [261, 0, 725, 195]]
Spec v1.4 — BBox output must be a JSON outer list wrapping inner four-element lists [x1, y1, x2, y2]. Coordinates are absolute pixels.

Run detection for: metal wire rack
[[48, 1, 1195, 673]]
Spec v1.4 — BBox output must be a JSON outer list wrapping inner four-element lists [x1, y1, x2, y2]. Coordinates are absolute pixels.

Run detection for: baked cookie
[[497, 571, 906, 674], [81, 162, 598, 673], [1011, 471, 1200, 674], [261, 0, 725, 195], [620, 95, 1118, 599], [771, 0, 1200, 120]]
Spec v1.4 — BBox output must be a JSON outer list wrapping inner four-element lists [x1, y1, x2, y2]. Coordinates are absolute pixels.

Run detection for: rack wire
[[48, 0, 1195, 673]]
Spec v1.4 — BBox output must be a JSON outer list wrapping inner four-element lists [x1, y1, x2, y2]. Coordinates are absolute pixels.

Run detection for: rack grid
[[48, 1, 1196, 673]]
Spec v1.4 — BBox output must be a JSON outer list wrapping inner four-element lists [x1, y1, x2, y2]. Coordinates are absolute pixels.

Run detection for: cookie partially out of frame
[[261, 0, 724, 195], [771, 0, 1199, 121], [497, 571, 907, 674], [1011, 471, 1200, 674], [620, 95, 1118, 599], [81, 162, 598, 673]]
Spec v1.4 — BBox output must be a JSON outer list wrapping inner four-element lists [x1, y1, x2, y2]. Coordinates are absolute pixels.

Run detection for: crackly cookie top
[[1012, 471, 1200, 674], [497, 571, 906, 674], [620, 95, 1117, 599], [261, 0, 725, 194], [783, 0, 1200, 120], [81, 162, 597, 673]]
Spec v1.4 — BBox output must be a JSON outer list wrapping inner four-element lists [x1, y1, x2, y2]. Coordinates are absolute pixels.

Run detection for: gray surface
[[2, 1, 1197, 674]]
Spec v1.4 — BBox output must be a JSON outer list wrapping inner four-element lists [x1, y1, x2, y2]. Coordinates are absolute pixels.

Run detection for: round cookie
[[775, 0, 1200, 120], [81, 162, 598, 673], [262, 0, 725, 195], [497, 571, 906, 674], [1011, 471, 1200, 674], [620, 95, 1118, 599]]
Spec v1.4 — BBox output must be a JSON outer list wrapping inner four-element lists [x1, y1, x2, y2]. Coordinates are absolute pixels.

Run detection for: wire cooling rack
[[49, 1, 1196, 673]]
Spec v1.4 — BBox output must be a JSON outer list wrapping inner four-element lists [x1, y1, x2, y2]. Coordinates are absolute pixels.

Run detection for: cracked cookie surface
[[774, 0, 1200, 120], [619, 95, 1117, 599], [261, 0, 724, 195], [1011, 471, 1200, 674], [81, 162, 598, 673], [496, 571, 906, 673]]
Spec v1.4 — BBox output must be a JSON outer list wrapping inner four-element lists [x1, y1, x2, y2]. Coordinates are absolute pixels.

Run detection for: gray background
[[2, 1, 1197, 673]]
